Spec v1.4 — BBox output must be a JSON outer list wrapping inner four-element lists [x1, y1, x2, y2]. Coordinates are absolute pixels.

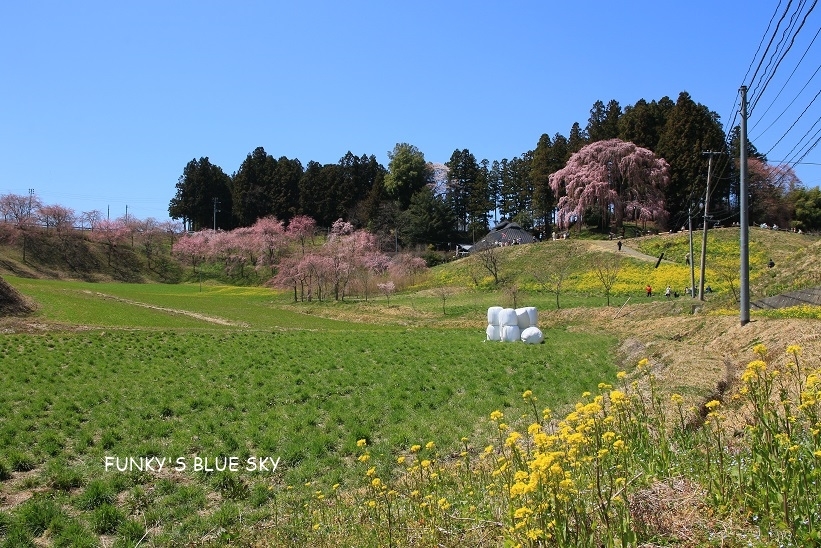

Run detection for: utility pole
[[698, 151, 721, 301], [688, 206, 695, 297], [213, 198, 220, 230], [739, 86, 750, 325]]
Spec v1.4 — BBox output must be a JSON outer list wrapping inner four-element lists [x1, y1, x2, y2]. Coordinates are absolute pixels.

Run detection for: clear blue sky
[[1, 1, 818, 222]]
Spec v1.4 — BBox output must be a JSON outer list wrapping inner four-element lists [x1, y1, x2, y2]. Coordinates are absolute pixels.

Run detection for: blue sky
[[1, 1, 818, 222]]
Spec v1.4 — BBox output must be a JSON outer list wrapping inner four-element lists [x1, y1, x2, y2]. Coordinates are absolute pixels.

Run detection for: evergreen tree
[[169, 157, 233, 231], [587, 99, 621, 142], [655, 92, 726, 227], [232, 147, 277, 227], [270, 156, 303, 223], [384, 143, 432, 209]]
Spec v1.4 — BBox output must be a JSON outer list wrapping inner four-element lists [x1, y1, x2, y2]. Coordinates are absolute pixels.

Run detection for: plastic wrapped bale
[[498, 308, 518, 327], [524, 306, 538, 327], [487, 306, 503, 326], [521, 326, 544, 344], [486, 324, 501, 341], [515, 308, 531, 329], [501, 325, 521, 342]]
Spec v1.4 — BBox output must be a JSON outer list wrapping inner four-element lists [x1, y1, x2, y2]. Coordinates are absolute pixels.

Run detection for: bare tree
[[530, 240, 581, 309], [475, 245, 502, 285], [433, 286, 456, 315], [591, 252, 621, 306]]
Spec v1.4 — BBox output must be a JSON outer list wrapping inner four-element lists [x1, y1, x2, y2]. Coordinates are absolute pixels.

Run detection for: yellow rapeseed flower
[[671, 393, 684, 405], [490, 410, 504, 421], [397, 456, 405, 464], [786, 345, 802, 356], [358, 454, 370, 463], [753, 343, 767, 357], [425, 441, 436, 450], [410, 444, 421, 453], [522, 389, 533, 399], [356, 439, 367, 447], [421, 459, 431, 469]]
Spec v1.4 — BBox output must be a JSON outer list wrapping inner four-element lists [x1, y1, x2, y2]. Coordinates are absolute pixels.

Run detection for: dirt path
[[584, 239, 672, 264], [90, 292, 249, 327]]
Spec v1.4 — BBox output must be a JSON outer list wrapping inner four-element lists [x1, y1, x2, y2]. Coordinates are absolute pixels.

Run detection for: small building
[[471, 221, 535, 252]]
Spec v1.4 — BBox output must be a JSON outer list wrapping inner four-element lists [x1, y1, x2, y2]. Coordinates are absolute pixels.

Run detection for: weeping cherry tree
[[549, 139, 670, 231]]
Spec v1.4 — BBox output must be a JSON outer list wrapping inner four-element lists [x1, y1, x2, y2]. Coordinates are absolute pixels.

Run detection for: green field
[[0, 277, 616, 547]]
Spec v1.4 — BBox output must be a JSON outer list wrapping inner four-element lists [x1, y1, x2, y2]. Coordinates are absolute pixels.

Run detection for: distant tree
[[399, 186, 455, 247], [655, 92, 726, 227], [388, 253, 428, 288], [92, 219, 129, 266], [476, 245, 503, 285], [618, 97, 674, 151], [269, 156, 303, 223], [529, 240, 581, 309], [549, 139, 670, 231], [568, 122, 588, 153], [792, 187, 821, 231], [0, 192, 40, 227], [433, 286, 456, 315], [169, 157, 233, 230], [286, 215, 317, 256], [746, 159, 799, 228], [586, 99, 622, 142], [38, 205, 75, 231], [252, 216, 286, 276], [172, 229, 213, 272], [446, 149, 489, 235], [377, 280, 395, 303], [232, 147, 277, 227], [79, 210, 103, 231], [591, 252, 621, 306], [384, 143, 432, 209], [531, 133, 566, 235]]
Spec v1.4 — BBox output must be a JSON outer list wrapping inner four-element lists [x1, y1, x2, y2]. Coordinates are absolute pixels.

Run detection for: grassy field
[[0, 276, 617, 547], [0, 228, 819, 547]]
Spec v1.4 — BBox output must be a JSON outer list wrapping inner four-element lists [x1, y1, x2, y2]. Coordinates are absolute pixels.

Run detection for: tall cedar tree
[[169, 157, 233, 231], [655, 92, 726, 228], [269, 156, 304, 223], [617, 97, 675, 151], [586, 99, 622, 142], [231, 147, 277, 227]]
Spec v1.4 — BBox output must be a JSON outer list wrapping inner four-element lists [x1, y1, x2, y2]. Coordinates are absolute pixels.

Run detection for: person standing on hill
[[646, 285, 652, 297], [617, 240, 622, 252]]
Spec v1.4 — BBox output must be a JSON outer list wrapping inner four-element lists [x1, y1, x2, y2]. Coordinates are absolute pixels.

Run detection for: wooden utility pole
[[698, 151, 721, 301]]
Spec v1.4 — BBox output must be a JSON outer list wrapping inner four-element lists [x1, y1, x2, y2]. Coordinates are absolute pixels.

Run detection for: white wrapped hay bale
[[487, 306, 503, 326], [524, 306, 538, 327], [515, 308, 531, 329], [486, 324, 501, 341], [521, 326, 544, 344], [498, 308, 518, 327], [501, 325, 521, 342]]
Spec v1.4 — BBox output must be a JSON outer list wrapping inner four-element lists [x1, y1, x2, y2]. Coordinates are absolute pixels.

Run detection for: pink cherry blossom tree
[[286, 215, 317, 257], [92, 219, 130, 265], [549, 139, 670, 231], [172, 230, 214, 272], [252, 216, 286, 276]]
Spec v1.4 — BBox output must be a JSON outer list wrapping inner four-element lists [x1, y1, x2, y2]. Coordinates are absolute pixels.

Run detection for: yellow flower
[[358, 454, 370, 463], [490, 410, 504, 421], [356, 438, 367, 447], [410, 444, 421, 453], [421, 459, 431, 469], [522, 389, 533, 399], [786, 344, 802, 356], [637, 358, 649, 370], [371, 478, 382, 488], [425, 441, 436, 450], [616, 371, 627, 380], [705, 400, 721, 411], [367, 500, 376, 508], [671, 393, 684, 405], [366, 467, 376, 476], [513, 506, 533, 520], [753, 343, 767, 357], [397, 456, 406, 464]]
